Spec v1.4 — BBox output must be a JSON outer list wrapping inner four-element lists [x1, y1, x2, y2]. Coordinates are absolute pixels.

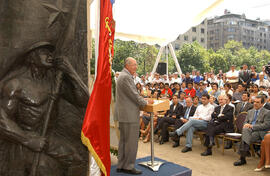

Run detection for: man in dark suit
[[172, 97, 197, 147], [235, 91, 253, 116], [239, 64, 251, 86], [201, 94, 234, 156], [155, 95, 183, 144], [234, 95, 270, 166]]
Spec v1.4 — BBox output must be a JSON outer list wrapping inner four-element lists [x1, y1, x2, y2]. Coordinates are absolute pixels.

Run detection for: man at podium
[[114, 57, 153, 175]]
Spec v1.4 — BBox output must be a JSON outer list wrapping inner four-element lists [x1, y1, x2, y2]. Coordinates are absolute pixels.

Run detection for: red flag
[[81, 0, 115, 176]]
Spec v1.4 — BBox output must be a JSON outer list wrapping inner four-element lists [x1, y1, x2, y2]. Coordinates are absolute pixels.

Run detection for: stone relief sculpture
[[0, 0, 89, 175]]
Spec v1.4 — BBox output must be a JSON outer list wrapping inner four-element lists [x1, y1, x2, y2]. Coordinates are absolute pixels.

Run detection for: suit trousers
[[239, 128, 265, 157], [204, 122, 225, 147], [158, 117, 177, 141], [117, 122, 140, 170]]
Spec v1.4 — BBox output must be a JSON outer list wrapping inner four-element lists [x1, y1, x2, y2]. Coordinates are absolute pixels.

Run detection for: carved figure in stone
[[0, 41, 89, 176]]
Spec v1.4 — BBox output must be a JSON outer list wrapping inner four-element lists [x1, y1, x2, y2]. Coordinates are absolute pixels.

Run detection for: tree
[[176, 42, 210, 73]]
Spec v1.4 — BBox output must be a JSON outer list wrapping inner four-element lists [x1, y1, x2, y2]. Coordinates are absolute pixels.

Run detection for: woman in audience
[[172, 83, 182, 98], [142, 83, 152, 98], [254, 131, 270, 171], [221, 83, 233, 96], [136, 82, 142, 95], [250, 84, 259, 103]]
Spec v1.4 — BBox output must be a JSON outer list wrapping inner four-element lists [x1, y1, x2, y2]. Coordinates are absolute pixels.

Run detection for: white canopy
[[91, 0, 270, 46]]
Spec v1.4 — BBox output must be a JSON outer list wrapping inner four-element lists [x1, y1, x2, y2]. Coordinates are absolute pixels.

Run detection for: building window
[[210, 30, 214, 34], [210, 37, 214, 40], [201, 28, 205, 33], [227, 35, 234, 40], [175, 43, 180, 50], [228, 28, 235, 32], [192, 27, 196, 32], [192, 37, 196, 42], [201, 38, 205, 43], [184, 35, 188, 41]]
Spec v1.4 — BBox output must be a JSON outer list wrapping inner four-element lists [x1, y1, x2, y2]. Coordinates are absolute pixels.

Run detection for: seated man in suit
[[169, 94, 215, 153], [154, 95, 183, 144], [172, 97, 197, 147], [201, 94, 234, 156], [234, 95, 270, 166], [235, 91, 253, 117]]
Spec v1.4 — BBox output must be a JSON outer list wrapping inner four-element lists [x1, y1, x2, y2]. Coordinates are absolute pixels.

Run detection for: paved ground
[[111, 137, 270, 176]]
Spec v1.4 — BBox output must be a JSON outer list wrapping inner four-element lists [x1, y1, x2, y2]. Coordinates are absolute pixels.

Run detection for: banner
[[82, 0, 115, 176]]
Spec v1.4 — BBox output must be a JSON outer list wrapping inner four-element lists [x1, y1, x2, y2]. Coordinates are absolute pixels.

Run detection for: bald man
[[114, 57, 153, 175]]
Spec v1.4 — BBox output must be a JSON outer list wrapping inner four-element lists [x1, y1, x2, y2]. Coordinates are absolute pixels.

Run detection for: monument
[[0, 0, 89, 175]]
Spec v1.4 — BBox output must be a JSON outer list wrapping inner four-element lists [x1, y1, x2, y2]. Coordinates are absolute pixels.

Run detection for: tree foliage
[[90, 39, 270, 75]]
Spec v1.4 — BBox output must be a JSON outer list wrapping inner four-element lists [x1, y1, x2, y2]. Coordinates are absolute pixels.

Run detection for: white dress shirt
[[192, 103, 214, 121]]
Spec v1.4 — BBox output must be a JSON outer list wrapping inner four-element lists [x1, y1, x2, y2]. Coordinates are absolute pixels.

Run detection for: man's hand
[[23, 136, 47, 152], [243, 124, 252, 129], [172, 115, 176, 119], [181, 118, 188, 123]]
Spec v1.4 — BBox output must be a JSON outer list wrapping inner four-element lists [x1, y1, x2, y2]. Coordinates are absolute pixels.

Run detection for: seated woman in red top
[[184, 82, 196, 98], [160, 83, 173, 98]]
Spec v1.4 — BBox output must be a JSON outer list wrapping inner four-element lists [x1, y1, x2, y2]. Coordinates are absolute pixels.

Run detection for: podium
[[139, 99, 170, 171]]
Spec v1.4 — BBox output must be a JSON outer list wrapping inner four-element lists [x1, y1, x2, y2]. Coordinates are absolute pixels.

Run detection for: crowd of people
[[115, 63, 270, 172]]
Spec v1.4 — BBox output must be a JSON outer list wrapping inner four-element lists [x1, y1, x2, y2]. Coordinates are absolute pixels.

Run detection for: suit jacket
[[239, 70, 251, 84], [264, 102, 270, 110], [244, 108, 270, 131], [165, 103, 183, 119], [211, 104, 234, 132], [235, 101, 253, 116], [181, 105, 197, 119], [114, 68, 147, 123], [242, 108, 270, 144]]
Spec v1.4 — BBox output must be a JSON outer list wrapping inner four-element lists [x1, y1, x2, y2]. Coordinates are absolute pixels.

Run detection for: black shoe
[[233, 159, 247, 166], [169, 131, 178, 138], [201, 150, 212, 156], [116, 168, 123, 172], [172, 141, 180, 148], [122, 168, 142, 175], [181, 147, 192, 153], [159, 139, 168, 145]]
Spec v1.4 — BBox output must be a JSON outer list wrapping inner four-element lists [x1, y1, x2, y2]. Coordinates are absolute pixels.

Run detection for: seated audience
[[201, 95, 234, 156], [160, 83, 173, 98], [169, 94, 214, 153], [184, 82, 196, 98], [154, 95, 183, 144], [172, 97, 197, 147], [234, 95, 270, 166], [234, 91, 253, 117]]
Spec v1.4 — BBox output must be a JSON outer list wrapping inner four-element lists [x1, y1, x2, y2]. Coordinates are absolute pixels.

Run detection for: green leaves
[[91, 39, 270, 75]]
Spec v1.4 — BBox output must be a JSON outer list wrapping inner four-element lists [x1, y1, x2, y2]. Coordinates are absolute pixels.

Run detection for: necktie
[[251, 110, 259, 125], [184, 107, 190, 119], [240, 102, 246, 112]]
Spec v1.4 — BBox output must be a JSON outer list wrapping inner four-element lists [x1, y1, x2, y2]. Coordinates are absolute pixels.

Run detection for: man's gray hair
[[124, 57, 134, 66]]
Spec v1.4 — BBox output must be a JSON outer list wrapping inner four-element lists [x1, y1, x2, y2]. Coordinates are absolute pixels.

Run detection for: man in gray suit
[[234, 95, 270, 166], [114, 57, 153, 175], [234, 91, 253, 116]]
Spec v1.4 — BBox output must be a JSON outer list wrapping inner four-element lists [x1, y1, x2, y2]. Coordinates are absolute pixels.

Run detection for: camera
[[265, 62, 270, 77]]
